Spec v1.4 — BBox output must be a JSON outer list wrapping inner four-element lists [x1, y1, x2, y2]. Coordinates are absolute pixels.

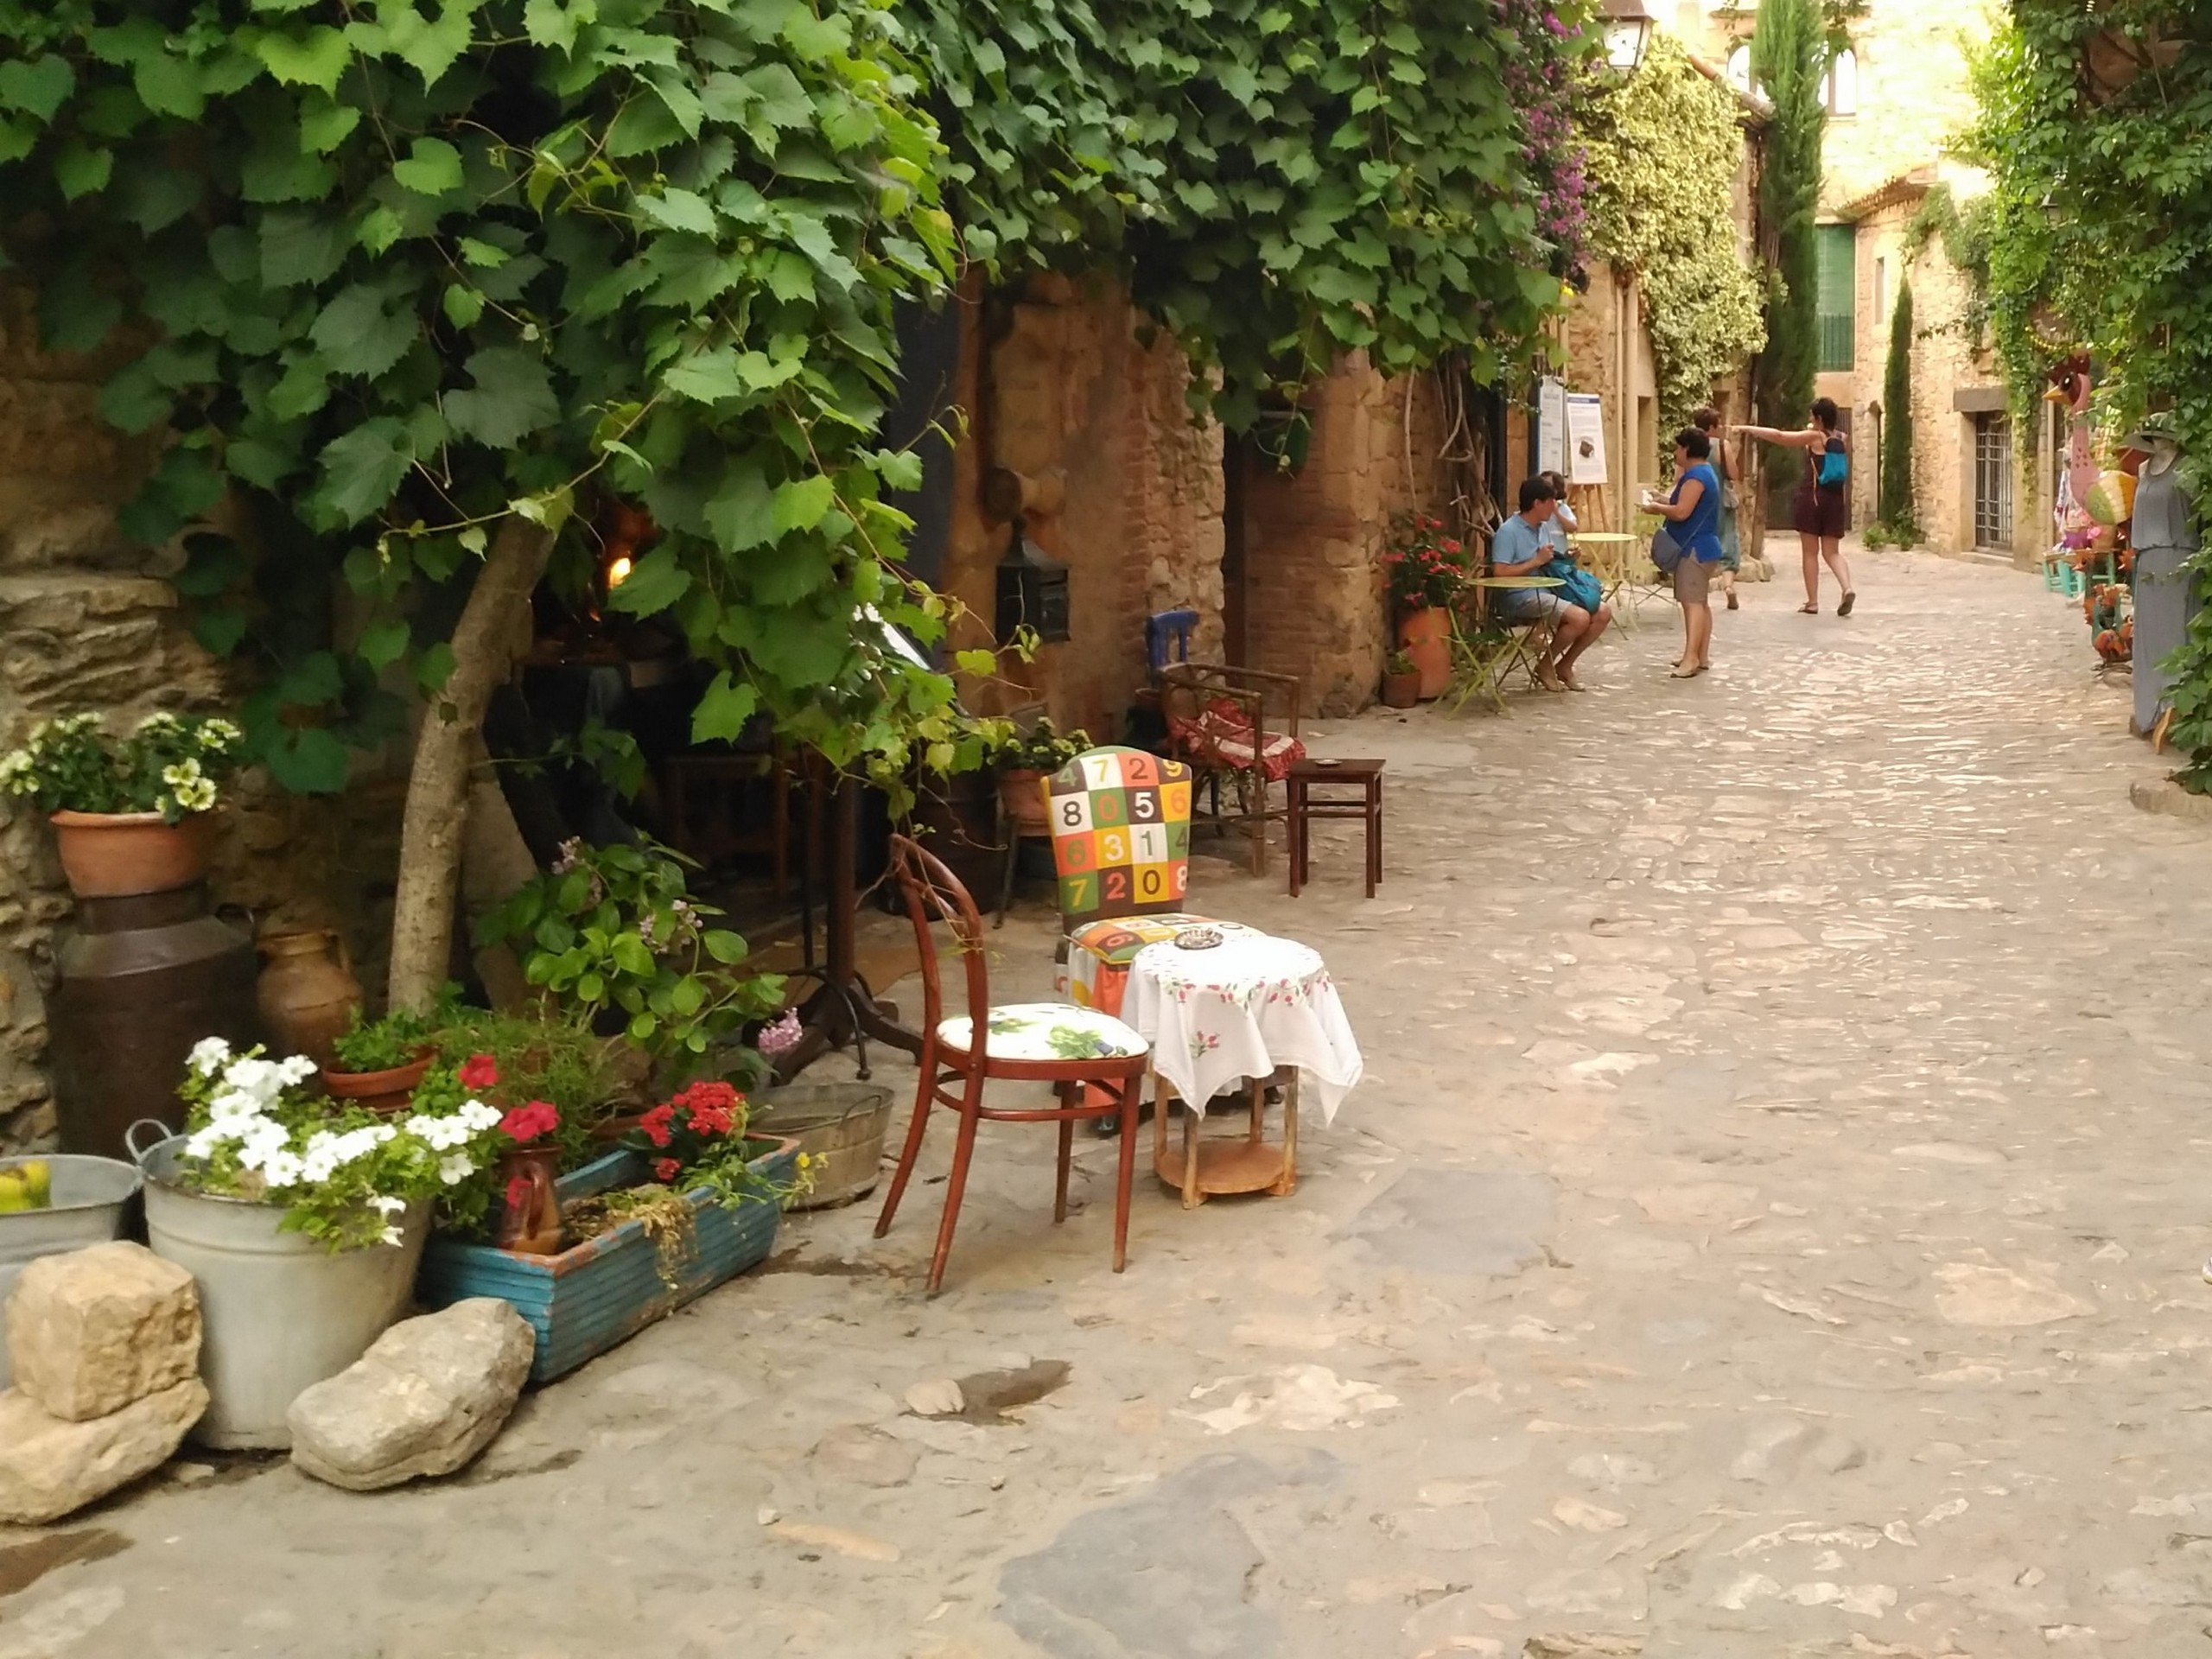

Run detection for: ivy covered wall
[[1583, 35, 1766, 442]]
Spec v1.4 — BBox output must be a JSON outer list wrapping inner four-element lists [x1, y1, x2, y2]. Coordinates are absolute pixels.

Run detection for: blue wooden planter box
[[417, 1140, 797, 1384]]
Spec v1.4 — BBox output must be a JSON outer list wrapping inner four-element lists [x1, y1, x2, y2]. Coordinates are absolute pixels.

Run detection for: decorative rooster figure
[[2045, 353, 2097, 553]]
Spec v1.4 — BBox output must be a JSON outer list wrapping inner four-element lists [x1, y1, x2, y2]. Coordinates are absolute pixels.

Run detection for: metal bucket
[[0, 1154, 143, 1387], [129, 1126, 425, 1450], [748, 1084, 893, 1210]]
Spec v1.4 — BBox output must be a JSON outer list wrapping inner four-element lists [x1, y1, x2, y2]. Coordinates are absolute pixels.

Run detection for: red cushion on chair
[[1168, 697, 1306, 783]]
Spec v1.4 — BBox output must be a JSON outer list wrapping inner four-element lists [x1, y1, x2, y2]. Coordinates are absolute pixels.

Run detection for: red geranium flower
[[500, 1100, 559, 1144], [639, 1103, 676, 1148], [653, 1157, 681, 1183], [459, 1054, 499, 1091]]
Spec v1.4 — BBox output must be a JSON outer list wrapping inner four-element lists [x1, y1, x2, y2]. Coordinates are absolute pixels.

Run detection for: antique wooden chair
[[1159, 664, 1306, 874], [874, 835, 1151, 1294]]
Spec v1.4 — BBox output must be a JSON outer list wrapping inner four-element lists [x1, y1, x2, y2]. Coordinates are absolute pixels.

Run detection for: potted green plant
[[1381, 648, 1421, 709], [434, 1003, 620, 1170], [476, 836, 785, 1091], [418, 1077, 804, 1382], [321, 1007, 440, 1116], [131, 1038, 510, 1448], [0, 711, 245, 898], [993, 717, 1092, 833], [1380, 513, 1470, 700]]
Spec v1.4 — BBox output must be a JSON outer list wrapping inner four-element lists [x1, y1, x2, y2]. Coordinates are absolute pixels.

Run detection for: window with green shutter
[[1816, 224, 1855, 372]]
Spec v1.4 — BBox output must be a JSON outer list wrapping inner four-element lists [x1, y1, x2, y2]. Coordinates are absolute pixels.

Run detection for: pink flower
[[653, 1157, 681, 1183], [757, 1010, 804, 1059]]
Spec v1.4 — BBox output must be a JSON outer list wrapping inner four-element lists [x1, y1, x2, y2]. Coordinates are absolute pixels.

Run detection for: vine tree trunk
[[387, 516, 555, 1014]]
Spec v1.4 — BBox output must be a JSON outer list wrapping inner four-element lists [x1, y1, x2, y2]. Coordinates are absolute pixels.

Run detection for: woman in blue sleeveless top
[[1640, 427, 1726, 678]]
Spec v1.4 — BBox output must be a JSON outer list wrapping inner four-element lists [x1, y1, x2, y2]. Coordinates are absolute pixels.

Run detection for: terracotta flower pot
[[1380, 670, 1421, 710], [318, 1050, 435, 1117], [1396, 607, 1452, 700], [50, 810, 211, 899], [997, 768, 1051, 834]]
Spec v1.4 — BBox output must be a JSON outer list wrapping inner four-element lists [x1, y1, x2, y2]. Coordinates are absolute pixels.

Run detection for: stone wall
[[1239, 356, 1456, 717], [938, 273, 1225, 741], [0, 283, 400, 1149]]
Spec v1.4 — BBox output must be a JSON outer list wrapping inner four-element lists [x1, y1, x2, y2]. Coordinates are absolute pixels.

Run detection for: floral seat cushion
[[938, 1003, 1148, 1063], [1170, 696, 1307, 784], [1067, 912, 1247, 968]]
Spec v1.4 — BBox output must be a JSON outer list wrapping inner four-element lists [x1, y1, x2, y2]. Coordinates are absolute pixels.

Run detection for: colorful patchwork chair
[[1044, 747, 1250, 1023], [873, 835, 1150, 1293]]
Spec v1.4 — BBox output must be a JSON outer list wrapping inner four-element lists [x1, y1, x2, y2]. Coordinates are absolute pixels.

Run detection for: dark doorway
[[1222, 431, 1249, 667]]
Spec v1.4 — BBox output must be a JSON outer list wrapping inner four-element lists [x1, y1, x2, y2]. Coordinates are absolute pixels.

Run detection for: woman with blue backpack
[[1736, 397, 1856, 617]]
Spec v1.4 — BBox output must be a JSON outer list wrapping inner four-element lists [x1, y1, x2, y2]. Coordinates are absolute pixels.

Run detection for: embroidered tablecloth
[[1127, 934, 1363, 1122]]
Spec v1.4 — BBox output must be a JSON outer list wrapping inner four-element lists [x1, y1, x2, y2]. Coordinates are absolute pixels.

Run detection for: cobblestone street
[[29, 543, 2212, 1658]]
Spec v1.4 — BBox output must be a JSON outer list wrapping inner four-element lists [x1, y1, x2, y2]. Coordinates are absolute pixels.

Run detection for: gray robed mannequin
[[2127, 416, 2200, 736]]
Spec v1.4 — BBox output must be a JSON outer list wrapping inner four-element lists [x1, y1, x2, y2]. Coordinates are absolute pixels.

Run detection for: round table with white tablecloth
[[1125, 932, 1363, 1205]]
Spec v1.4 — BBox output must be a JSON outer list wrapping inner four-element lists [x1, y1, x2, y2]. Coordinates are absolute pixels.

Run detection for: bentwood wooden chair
[[874, 835, 1152, 1294]]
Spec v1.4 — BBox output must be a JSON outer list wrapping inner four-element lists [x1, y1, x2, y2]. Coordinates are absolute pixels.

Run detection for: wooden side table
[[1286, 759, 1383, 898]]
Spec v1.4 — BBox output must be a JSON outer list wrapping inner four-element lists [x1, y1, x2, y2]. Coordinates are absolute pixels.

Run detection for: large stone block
[[0, 1377, 207, 1523], [7, 1242, 200, 1423], [287, 1299, 534, 1491]]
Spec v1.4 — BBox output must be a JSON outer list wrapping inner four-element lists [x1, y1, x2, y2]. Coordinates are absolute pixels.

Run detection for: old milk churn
[[48, 884, 262, 1159]]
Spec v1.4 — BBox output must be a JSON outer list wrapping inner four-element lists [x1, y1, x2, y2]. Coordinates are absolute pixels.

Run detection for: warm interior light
[[607, 555, 633, 588]]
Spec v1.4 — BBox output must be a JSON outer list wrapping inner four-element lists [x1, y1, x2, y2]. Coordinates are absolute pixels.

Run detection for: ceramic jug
[[255, 928, 361, 1070]]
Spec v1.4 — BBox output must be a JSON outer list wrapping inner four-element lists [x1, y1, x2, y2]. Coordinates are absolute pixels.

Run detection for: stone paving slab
[[18, 547, 2212, 1658]]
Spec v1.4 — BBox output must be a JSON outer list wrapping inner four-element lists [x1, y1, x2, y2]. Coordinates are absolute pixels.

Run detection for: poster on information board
[[1565, 393, 1607, 486]]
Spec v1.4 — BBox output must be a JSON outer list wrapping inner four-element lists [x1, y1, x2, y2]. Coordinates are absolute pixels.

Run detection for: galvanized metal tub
[[748, 1084, 893, 1210], [131, 1129, 425, 1450], [0, 1154, 143, 1387]]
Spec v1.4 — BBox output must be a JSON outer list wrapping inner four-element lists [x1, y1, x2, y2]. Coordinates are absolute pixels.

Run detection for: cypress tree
[[1751, 0, 1827, 443], [1878, 278, 1915, 532]]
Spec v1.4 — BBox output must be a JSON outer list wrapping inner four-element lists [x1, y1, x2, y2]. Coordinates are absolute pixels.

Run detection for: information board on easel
[[1536, 378, 1567, 478]]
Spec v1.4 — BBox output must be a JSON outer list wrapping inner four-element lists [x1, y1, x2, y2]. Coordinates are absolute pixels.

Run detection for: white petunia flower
[[187, 1036, 232, 1077], [437, 1153, 474, 1185], [379, 1226, 404, 1248], [368, 1195, 406, 1215], [137, 711, 184, 735]]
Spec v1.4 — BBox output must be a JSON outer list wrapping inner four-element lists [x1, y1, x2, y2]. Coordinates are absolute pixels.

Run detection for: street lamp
[[1601, 0, 1656, 72]]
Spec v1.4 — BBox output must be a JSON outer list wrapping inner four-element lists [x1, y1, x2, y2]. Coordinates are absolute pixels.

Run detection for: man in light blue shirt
[[1489, 474, 1610, 692]]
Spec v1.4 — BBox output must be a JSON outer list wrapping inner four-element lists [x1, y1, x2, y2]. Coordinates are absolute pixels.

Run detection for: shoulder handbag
[[1816, 441, 1848, 489], [1649, 523, 1684, 574]]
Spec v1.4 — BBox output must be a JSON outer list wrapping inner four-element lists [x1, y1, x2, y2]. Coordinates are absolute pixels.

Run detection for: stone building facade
[[1675, 0, 2011, 557], [1836, 168, 2027, 561], [936, 272, 1459, 728]]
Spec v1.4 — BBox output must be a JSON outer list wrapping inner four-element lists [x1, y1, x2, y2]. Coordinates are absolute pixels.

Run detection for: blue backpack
[[1816, 437, 1848, 489]]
